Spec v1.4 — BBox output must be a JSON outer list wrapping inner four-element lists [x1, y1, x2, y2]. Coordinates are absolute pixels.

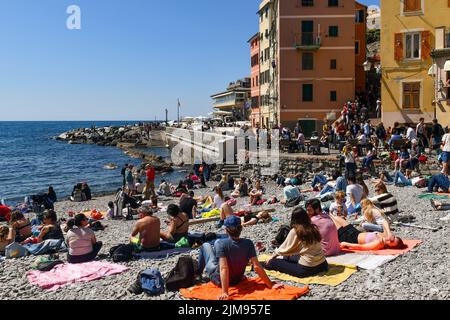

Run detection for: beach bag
[[109, 244, 134, 262], [274, 225, 291, 247], [175, 237, 190, 248], [5, 242, 28, 259], [32, 256, 64, 272], [90, 221, 105, 232], [165, 256, 195, 292], [140, 268, 165, 296], [90, 210, 103, 221], [226, 198, 237, 207]]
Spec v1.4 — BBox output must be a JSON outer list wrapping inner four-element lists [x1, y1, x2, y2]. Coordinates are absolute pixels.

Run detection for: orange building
[[355, 2, 367, 94], [248, 33, 261, 127]]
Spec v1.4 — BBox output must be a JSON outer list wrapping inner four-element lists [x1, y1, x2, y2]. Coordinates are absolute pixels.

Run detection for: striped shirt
[[369, 193, 399, 217]]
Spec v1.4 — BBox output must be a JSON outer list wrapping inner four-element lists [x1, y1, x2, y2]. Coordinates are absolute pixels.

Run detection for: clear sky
[[0, 0, 379, 121]]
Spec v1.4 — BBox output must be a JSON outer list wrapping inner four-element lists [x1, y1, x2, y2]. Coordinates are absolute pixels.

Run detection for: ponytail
[[67, 214, 87, 230], [66, 219, 76, 230]]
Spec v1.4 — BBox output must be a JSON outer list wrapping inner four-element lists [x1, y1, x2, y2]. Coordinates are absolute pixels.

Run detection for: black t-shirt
[[179, 197, 197, 219], [432, 124, 443, 137]]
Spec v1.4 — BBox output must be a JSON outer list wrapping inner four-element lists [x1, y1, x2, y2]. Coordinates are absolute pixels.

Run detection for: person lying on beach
[[196, 216, 282, 300], [262, 207, 328, 278], [430, 199, 450, 211], [281, 179, 302, 204], [427, 173, 450, 193], [231, 177, 249, 198], [249, 180, 264, 205], [160, 204, 189, 243], [198, 187, 224, 215], [241, 210, 272, 227], [130, 206, 160, 251], [157, 179, 172, 197], [66, 214, 103, 264], [9, 211, 32, 243], [0, 226, 15, 255], [360, 199, 392, 235], [329, 214, 404, 250]]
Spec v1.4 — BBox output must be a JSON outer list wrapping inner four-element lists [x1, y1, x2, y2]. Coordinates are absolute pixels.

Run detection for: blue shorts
[[442, 151, 450, 163]]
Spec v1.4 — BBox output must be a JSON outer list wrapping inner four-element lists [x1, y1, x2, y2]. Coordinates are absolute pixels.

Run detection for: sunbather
[[329, 191, 347, 217], [160, 204, 189, 243], [9, 211, 32, 243], [241, 210, 272, 227], [249, 180, 264, 205], [263, 207, 328, 278], [329, 214, 404, 250], [430, 199, 450, 211], [66, 214, 103, 264], [427, 173, 450, 193], [130, 206, 160, 251], [34, 210, 64, 243], [196, 216, 282, 300], [369, 182, 399, 217], [360, 199, 392, 235], [217, 201, 234, 228], [231, 177, 249, 198], [0, 226, 15, 255]]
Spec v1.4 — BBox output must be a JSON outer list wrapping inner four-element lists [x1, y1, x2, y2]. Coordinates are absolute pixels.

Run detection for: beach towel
[[249, 255, 357, 286], [340, 240, 422, 256], [327, 253, 397, 270], [417, 194, 450, 200], [134, 247, 194, 260], [82, 210, 107, 220], [27, 261, 128, 291], [24, 239, 67, 256], [201, 208, 221, 218], [180, 278, 309, 301]]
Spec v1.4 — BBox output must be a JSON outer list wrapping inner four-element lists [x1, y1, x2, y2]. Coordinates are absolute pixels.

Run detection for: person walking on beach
[[145, 164, 156, 200]]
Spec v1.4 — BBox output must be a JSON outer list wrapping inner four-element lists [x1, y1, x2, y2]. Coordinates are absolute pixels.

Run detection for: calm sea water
[[0, 121, 183, 205]]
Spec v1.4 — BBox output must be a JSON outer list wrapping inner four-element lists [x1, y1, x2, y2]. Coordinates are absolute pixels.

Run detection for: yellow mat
[[247, 255, 357, 287]]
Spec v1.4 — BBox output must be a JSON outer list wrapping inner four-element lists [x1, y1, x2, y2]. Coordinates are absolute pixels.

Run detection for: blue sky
[[0, 0, 379, 121]]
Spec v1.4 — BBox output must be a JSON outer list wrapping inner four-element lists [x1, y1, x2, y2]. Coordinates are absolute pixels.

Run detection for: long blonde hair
[[0, 226, 9, 241], [361, 199, 386, 224]]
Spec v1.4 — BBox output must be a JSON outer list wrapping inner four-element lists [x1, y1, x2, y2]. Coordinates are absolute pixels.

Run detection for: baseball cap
[[224, 216, 241, 228]]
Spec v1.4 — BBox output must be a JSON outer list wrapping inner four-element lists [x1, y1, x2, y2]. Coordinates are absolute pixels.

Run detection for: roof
[[355, 1, 368, 9], [247, 32, 260, 43]]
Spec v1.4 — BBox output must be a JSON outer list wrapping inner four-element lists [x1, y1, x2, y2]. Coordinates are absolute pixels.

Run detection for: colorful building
[[432, 26, 450, 127], [248, 33, 261, 127], [380, 0, 450, 127], [355, 2, 368, 95], [210, 78, 251, 121]]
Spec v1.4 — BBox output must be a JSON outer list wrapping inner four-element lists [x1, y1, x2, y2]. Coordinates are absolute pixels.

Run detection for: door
[[298, 120, 316, 138], [301, 21, 314, 45]]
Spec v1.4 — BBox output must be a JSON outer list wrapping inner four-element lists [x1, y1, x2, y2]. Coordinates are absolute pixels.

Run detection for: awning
[[444, 60, 450, 71]]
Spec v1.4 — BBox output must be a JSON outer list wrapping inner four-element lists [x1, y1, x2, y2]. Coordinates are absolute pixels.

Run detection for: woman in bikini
[[329, 214, 405, 251], [9, 211, 32, 243], [241, 210, 272, 227], [160, 204, 189, 243]]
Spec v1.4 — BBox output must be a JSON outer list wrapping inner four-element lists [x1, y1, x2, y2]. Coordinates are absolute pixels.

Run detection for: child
[[106, 201, 114, 220], [395, 146, 410, 171], [329, 191, 348, 217], [0, 226, 15, 255]]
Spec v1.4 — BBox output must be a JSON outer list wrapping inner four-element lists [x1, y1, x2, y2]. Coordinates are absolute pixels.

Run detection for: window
[[302, 53, 314, 70], [256, 75, 259, 86], [355, 41, 360, 55], [405, 33, 420, 59], [329, 26, 339, 37], [402, 82, 420, 109], [356, 10, 365, 23], [404, 0, 421, 13], [302, 0, 314, 6], [302, 84, 313, 102], [328, 0, 339, 7], [330, 59, 337, 69], [330, 91, 337, 102], [265, 7, 269, 18], [260, 13, 263, 22]]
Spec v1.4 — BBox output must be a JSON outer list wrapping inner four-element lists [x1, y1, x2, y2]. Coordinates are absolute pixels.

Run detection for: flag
[[177, 99, 181, 108]]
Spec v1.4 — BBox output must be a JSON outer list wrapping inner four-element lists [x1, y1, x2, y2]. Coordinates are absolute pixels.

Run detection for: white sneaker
[[440, 214, 450, 222]]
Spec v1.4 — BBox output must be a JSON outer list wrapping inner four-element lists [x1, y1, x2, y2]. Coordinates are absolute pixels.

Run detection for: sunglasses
[[375, 189, 380, 192]]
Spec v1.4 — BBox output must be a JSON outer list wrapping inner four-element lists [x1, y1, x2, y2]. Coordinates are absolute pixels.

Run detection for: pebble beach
[[1, 179, 449, 301]]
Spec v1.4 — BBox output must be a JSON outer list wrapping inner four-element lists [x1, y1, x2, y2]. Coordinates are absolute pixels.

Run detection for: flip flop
[[430, 199, 437, 210]]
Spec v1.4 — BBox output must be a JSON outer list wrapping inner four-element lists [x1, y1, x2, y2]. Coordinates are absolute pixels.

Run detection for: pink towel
[[27, 261, 129, 291]]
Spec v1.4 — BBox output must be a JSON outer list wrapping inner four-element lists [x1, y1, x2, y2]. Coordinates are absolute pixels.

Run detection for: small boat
[[103, 163, 118, 170]]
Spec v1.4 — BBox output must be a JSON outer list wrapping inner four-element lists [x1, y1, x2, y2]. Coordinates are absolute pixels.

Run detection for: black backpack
[[109, 244, 134, 262], [165, 256, 195, 291], [274, 225, 291, 247]]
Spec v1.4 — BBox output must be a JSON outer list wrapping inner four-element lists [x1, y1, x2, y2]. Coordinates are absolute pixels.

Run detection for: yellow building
[[381, 0, 450, 127]]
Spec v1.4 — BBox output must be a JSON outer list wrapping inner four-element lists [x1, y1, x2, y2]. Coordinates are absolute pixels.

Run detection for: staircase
[[221, 164, 241, 178]]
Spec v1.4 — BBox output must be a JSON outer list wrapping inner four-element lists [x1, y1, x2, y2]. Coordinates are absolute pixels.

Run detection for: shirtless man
[[217, 201, 234, 228], [130, 206, 161, 251]]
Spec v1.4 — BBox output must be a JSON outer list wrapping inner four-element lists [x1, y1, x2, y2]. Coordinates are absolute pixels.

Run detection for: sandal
[[430, 199, 437, 210]]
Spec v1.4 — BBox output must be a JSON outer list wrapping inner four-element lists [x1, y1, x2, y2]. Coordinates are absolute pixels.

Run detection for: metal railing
[[293, 32, 322, 49]]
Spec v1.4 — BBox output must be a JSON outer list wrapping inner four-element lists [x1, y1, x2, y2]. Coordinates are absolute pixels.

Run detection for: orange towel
[[180, 278, 309, 301], [341, 240, 422, 256]]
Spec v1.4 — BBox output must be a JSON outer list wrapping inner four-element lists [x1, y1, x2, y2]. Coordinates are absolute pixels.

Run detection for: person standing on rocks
[[145, 164, 156, 200], [125, 165, 135, 197], [121, 164, 128, 189]]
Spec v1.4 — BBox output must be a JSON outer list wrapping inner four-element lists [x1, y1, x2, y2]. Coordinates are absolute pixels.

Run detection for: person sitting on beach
[[216, 175, 228, 192], [196, 215, 282, 300], [263, 207, 328, 278], [47, 186, 57, 204], [70, 183, 84, 202], [9, 211, 32, 243], [34, 210, 64, 243], [329, 191, 348, 217], [249, 180, 264, 205], [0, 204, 12, 222], [174, 180, 188, 195], [135, 178, 145, 194], [160, 204, 189, 243], [81, 183, 92, 201], [217, 200, 234, 229], [130, 206, 160, 251], [106, 201, 114, 220], [319, 170, 348, 197], [346, 175, 365, 215], [231, 177, 249, 198], [0, 226, 15, 255], [369, 182, 399, 218], [66, 214, 103, 264], [282, 179, 302, 204], [329, 215, 405, 251], [362, 147, 376, 170], [427, 173, 450, 193], [393, 169, 413, 187], [241, 210, 272, 227], [157, 180, 172, 197], [306, 199, 341, 257], [227, 175, 235, 191], [356, 175, 369, 199], [179, 191, 197, 220], [184, 174, 195, 190], [394, 146, 410, 171], [360, 199, 392, 234], [190, 173, 200, 185]]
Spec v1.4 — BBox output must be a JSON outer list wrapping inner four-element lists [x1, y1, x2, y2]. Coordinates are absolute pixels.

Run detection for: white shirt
[[406, 127, 417, 141], [214, 195, 224, 208], [346, 184, 364, 209], [442, 134, 450, 152]]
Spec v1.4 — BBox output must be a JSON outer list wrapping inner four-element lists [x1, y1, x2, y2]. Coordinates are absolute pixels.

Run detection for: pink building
[[248, 33, 261, 127]]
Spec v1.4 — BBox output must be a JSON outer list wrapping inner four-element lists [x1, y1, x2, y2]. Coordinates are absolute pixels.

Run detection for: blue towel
[[24, 239, 67, 255]]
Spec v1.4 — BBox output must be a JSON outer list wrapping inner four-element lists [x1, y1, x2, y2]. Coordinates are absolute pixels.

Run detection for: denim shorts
[[442, 151, 450, 163]]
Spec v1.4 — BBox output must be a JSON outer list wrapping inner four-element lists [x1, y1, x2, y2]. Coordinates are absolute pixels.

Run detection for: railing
[[293, 32, 321, 49]]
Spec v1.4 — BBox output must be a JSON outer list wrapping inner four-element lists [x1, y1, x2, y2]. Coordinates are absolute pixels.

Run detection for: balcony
[[293, 33, 321, 50], [446, 33, 450, 48]]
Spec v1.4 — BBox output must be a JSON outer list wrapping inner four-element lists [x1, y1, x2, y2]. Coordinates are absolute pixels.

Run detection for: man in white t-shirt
[[406, 123, 417, 142], [441, 130, 450, 175], [345, 176, 364, 214]]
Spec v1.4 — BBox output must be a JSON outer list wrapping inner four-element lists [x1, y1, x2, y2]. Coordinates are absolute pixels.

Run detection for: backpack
[[165, 256, 195, 291], [109, 244, 134, 262], [32, 256, 64, 272], [274, 225, 291, 247], [5, 242, 28, 259], [140, 268, 165, 295]]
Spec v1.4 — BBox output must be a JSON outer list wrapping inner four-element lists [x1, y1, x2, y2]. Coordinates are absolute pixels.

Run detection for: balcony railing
[[293, 33, 322, 50]]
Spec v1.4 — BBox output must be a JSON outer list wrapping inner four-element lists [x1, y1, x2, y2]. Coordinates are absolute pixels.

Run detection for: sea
[[0, 121, 185, 205]]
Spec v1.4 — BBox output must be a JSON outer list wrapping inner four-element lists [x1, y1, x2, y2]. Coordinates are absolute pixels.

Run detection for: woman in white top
[[66, 214, 102, 264], [360, 199, 392, 236]]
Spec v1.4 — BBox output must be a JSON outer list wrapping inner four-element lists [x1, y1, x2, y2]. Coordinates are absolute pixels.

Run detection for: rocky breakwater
[[116, 143, 174, 173]]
